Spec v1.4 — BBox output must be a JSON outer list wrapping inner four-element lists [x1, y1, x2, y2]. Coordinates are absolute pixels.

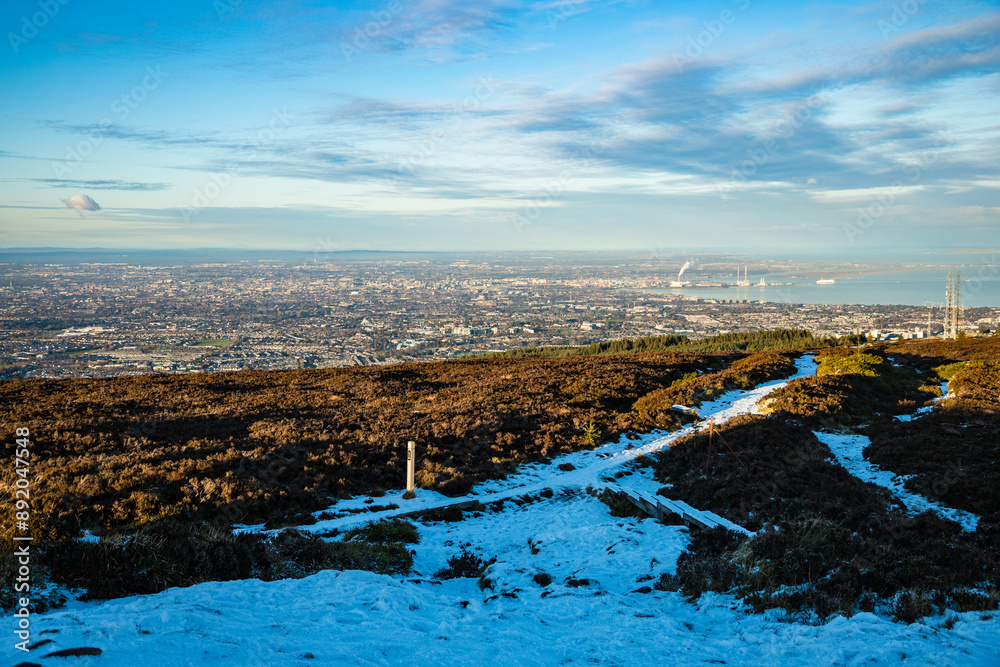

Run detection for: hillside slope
[[5, 346, 1000, 665]]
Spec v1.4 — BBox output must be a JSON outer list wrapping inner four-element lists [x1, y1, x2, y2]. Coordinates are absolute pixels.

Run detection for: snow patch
[[814, 431, 979, 531], [19, 354, 1000, 664], [14, 492, 1000, 666]]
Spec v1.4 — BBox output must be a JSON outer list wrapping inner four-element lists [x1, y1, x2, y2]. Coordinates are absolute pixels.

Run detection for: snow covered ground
[[815, 431, 980, 532], [816, 374, 980, 532], [10, 354, 1000, 666], [12, 492, 1000, 666], [895, 380, 953, 422], [242, 353, 821, 538]]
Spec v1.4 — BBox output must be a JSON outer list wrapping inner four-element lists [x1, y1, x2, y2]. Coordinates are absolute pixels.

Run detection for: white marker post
[[406, 440, 416, 496]]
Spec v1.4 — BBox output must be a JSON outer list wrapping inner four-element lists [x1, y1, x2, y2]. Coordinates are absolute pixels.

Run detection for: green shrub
[[817, 351, 885, 378], [435, 550, 494, 579], [632, 350, 799, 428], [933, 361, 973, 381], [892, 590, 935, 623], [342, 519, 419, 544], [581, 421, 602, 445], [672, 371, 699, 386], [598, 488, 646, 519]]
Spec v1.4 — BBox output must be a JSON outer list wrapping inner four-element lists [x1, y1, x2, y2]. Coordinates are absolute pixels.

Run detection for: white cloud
[[64, 194, 101, 212]]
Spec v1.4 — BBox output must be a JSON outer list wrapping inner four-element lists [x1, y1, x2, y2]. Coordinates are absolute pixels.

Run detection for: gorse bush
[[817, 351, 885, 377], [763, 347, 940, 427]]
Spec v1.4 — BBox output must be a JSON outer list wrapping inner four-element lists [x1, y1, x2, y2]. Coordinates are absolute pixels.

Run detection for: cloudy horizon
[[1, 0, 998, 252]]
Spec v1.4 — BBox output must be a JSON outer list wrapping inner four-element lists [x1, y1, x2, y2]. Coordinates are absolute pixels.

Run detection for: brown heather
[[0, 350, 754, 544], [5, 335, 997, 622], [642, 338, 1000, 622]]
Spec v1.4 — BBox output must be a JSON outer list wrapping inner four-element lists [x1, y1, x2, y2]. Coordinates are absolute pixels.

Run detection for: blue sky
[[1, 0, 998, 252]]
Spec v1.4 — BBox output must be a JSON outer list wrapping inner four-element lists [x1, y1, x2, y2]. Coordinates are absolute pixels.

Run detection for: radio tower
[[955, 271, 963, 336], [944, 271, 962, 338]]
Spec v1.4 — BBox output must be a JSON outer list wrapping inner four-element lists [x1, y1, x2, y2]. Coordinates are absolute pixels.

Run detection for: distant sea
[[646, 268, 1000, 308], [1, 247, 996, 308]]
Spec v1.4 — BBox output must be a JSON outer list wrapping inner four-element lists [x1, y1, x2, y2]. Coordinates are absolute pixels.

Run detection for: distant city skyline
[[1, 1, 998, 252]]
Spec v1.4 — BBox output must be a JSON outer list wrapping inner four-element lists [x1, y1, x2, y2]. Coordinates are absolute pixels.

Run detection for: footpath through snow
[[10, 354, 1000, 666], [251, 353, 820, 537]]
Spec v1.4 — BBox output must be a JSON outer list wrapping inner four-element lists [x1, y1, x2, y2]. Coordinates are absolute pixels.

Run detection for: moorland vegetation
[[1, 331, 996, 624]]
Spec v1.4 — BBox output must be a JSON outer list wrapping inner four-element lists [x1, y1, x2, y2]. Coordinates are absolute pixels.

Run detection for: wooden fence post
[[406, 440, 416, 495]]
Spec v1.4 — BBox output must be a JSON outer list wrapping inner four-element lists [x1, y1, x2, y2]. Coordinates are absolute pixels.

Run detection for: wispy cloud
[[19, 4, 996, 234], [482, 14, 1000, 195], [28, 179, 172, 191], [39, 121, 248, 152], [729, 12, 1000, 96], [335, 0, 525, 62]]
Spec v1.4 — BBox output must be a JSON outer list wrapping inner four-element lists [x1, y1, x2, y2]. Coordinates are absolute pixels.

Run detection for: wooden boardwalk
[[604, 484, 753, 536]]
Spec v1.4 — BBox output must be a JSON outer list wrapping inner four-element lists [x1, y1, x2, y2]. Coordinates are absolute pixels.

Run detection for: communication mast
[[955, 271, 963, 336], [944, 271, 962, 338]]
